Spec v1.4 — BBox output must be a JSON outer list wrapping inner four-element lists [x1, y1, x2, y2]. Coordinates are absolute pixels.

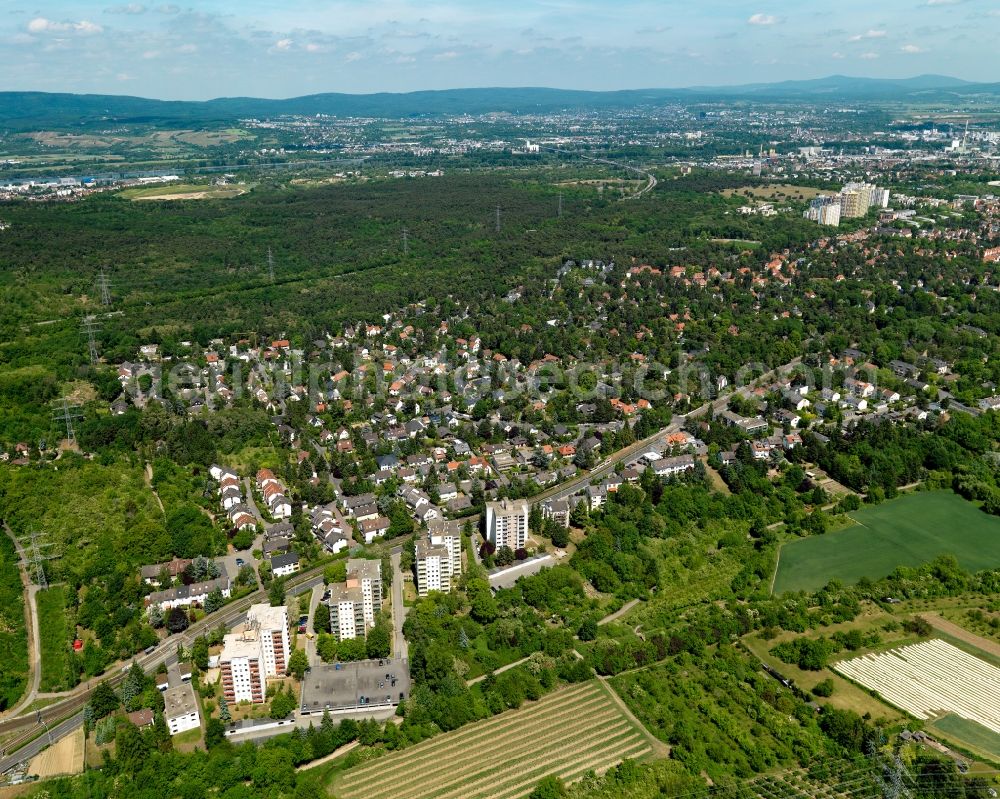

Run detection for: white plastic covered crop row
[[833, 639, 1000, 733]]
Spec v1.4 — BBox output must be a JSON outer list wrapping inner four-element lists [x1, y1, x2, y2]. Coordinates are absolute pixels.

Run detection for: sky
[[1, 0, 998, 99]]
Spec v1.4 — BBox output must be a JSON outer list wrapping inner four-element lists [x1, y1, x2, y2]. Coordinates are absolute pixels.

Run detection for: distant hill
[[1, 75, 998, 129]]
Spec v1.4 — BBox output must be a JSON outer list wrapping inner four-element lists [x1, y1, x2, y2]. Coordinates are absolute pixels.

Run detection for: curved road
[[546, 147, 657, 200]]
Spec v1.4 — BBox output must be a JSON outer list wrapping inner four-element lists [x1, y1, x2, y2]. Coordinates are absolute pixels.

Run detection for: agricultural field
[[834, 640, 1000, 733], [28, 726, 84, 779], [332, 681, 654, 799], [773, 492, 1000, 594], [749, 761, 881, 799], [928, 714, 1000, 761]]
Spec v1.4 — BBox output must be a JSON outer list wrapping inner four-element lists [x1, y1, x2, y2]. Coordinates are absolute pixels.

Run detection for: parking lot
[[300, 657, 410, 716]]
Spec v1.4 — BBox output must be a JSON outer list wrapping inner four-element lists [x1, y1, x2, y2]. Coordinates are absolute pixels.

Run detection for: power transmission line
[[96, 270, 113, 306], [52, 397, 82, 444], [81, 315, 100, 365], [267, 247, 276, 283], [22, 529, 56, 590], [495, 205, 502, 234], [402, 228, 409, 257], [557, 192, 563, 218]]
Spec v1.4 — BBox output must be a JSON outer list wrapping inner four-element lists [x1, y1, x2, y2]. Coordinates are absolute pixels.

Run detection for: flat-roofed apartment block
[[219, 630, 266, 704], [164, 683, 200, 735], [346, 558, 381, 627], [485, 498, 529, 550], [427, 519, 462, 576], [416, 520, 463, 596], [328, 583, 366, 640], [415, 539, 453, 596], [247, 603, 289, 677]]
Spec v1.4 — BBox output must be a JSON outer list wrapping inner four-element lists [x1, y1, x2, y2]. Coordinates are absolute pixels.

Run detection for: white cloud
[[344, 51, 363, 62], [274, 38, 294, 50], [432, 50, 458, 60], [901, 43, 924, 53], [927, 0, 961, 5], [156, 4, 180, 13], [849, 29, 886, 41], [748, 13, 778, 25], [105, 4, 146, 14], [831, 51, 845, 59], [860, 51, 880, 59], [28, 17, 103, 34]]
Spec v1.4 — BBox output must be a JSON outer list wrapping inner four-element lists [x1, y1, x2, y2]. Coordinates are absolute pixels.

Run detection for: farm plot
[[333, 681, 653, 799], [834, 640, 1000, 733], [773, 491, 1000, 594]]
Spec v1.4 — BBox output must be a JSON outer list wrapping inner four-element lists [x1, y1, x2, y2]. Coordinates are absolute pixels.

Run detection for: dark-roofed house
[[270, 551, 300, 578]]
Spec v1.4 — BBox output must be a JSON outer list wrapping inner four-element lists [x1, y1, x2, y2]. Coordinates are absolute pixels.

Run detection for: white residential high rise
[[247, 603, 289, 677], [219, 631, 265, 704], [415, 539, 453, 596], [416, 522, 463, 596], [805, 196, 841, 227], [485, 499, 529, 550], [346, 558, 381, 628], [328, 584, 365, 640]]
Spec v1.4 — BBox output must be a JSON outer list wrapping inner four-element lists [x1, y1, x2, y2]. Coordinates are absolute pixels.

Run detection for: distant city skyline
[[1, 0, 997, 100]]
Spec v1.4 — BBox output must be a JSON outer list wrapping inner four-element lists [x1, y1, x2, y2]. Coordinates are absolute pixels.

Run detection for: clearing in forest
[[332, 681, 653, 799]]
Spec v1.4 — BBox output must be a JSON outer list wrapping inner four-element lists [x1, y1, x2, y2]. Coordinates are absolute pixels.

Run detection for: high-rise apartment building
[[219, 604, 289, 704], [485, 498, 530, 550], [346, 558, 381, 628], [247, 603, 289, 677], [416, 521, 463, 596], [219, 631, 266, 704], [804, 195, 842, 226], [328, 583, 365, 640], [415, 539, 453, 596]]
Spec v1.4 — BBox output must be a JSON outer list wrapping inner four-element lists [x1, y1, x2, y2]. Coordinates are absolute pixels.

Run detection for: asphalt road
[[389, 550, 408, 663]]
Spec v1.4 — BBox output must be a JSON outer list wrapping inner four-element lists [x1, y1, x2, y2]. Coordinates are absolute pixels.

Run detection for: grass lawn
[[171, 725, 204, 752], [37, 585, 70, 692], [928, 713, 1000, 762], [773, 492, 1000, 594]]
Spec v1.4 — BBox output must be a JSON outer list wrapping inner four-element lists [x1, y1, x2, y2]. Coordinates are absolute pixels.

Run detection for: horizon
[[0, 71, 987, 103], [1, 0, 998, 100]]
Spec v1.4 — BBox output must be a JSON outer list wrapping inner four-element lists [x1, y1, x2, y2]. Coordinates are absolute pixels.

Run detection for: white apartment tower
[[219, 631, 265, 704], [416, 521, 463, 596], [415, 539, 452, 596], [247, 603, 289, 678], [346, 558, 381, 628], [328, 584, 365, 641], [485, 499, 530, 550]]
